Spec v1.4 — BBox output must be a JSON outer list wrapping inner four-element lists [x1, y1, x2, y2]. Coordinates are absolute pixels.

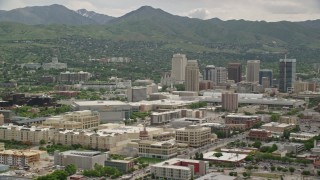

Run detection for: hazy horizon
[[0, 0, 320, 22]]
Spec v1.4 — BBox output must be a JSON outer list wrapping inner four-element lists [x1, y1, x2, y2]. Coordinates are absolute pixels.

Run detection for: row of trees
[[37, 164, 76, 180], [82, 164, 122, 179]]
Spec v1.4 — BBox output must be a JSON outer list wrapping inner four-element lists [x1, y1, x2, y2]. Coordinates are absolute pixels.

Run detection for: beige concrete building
[[0, 124, 53, 145], [246, 60, 260, 83], [43, 110, 100, 129], [294, 81, 309, 93], [0, 114, 4, 126], [222, 92, 238, 112], [151, 110, 181, 125], [171, 54, 187, 84], [0, 143, 4, 151], [262, 77, 270, 89], [53, 129, 130, 150], [54, 150, 106, 170], [151, 158, 208, 180], [279, 116, 298, 124], [176, 125, 212, 147], [185, 60, 200, 92], [0, 150, 41, 166], [261, 122, 296, 133], [138, 140, 178, 159], [290, 132, 316, 141]]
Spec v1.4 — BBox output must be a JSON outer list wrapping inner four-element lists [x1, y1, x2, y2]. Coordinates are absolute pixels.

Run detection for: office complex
[[225, 114, 260, 129], [171, 54, 187, 84], [176, 125, 211, 147], [150, 110, 181, 125], [138, 140, 178, 159], [59, 71, 91, 83], [227, 63, 242, 83], [259, 69, 273, 87], [71, 101, 132, 123], [221, 92, 238, 112], [151, 158, 208, 180], [105, 160, 134, 173], [0, 124, 53, 145], [127, 87, 147, 102], [248, 129, 272, 141], [246, 60, 260, 82], [261, 122, 296, 133], [279, 59, 296, 92], [43, 110, 100, 129], [53, 129, 130, 150], [54, 150, 106, 170], [0, 150, 41, 167], [185, 60, 200, 92], [203, 65, 227, 85], [42, 57, 67, 70]]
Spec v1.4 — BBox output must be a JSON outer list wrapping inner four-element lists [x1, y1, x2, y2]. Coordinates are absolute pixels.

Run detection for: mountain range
[[0, 4, 319, 48]]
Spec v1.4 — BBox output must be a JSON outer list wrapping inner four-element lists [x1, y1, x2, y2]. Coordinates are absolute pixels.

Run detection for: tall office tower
[[279, 59, 296, 93], [171, 54, 187, 84], [261, 77, 270, 89], [185, 60, 200, 92], [259, 69, 273, 87], [221, 92, 238, 112], [203, 65, 227, 85], [246, 60, 260, 82], [228, 63, 242, 83]]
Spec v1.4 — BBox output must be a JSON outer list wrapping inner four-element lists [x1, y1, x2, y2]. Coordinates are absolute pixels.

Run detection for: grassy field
[[137, 157, 164, 164]]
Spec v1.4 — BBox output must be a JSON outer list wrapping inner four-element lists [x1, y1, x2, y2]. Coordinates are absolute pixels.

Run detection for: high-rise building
[[279, 59, 296, 93], [127, 87, 147, 102], [171, 54, 187, 84], [259, 69, 273, 87], [175, 125, 211, 147], [246, 60, 260, 82], [185, 60, 200, 92], [221, 92, 238, 112], [228, 63, 242, 83], [203, 65, 227, 85], [261, 77, 270, 89]]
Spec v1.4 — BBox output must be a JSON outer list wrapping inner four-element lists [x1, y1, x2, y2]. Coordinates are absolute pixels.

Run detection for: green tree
[[40, 139, 46, 145], [252, 141, 262, 148], [271, 166, 276, 171], [271, 114, 280, 122], [199, 153, 203, 160], [301, 170, 310, 176], [245, 155, 254, 162], [65, 164, 77, 176], [289, 167, 295, 174], [214, 152, 223, 157]]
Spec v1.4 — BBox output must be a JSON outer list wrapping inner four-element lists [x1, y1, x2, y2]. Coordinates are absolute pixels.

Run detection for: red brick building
[[248, 129, 272, 141]]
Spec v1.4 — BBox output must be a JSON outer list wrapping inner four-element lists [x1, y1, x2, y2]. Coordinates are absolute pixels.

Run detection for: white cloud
[[188, 8, 210, 19]]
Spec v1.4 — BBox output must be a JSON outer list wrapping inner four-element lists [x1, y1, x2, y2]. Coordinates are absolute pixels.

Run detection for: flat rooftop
[[203, 151, 247, 162], [73, 100, 129, 106], [262, 122, 295, 128], [59, 150, 103, 157], [196, 173, 237, 180], [99, 125, 162, 134], [152, 158, 204, 170]]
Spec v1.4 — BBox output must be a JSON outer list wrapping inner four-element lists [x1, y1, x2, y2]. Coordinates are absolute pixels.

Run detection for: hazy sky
[[0, 0, 320, 21]]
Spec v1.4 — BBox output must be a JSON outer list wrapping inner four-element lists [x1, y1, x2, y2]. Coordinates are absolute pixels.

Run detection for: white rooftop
[[73, 100, 128, 106], [203, 151, 247, 162]]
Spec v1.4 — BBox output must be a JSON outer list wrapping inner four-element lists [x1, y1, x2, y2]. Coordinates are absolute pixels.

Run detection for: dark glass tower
[[279, 59, 296, 92]]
